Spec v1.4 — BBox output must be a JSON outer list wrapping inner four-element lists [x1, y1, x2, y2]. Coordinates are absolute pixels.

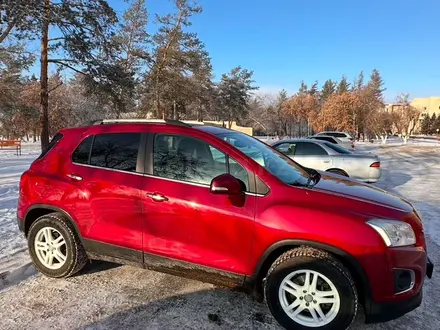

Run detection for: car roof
[[60, 119, 236, 137], [274, 138, 325, 144]]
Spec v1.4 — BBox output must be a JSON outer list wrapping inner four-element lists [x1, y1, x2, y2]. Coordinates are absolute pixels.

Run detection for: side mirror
[[210, 173, 243, 195]]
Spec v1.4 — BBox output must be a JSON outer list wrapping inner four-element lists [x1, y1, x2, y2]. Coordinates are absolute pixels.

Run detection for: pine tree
[[299, 81, 308, 94], [435, 114, 440, 135], [429, 113, 437, 134], [353, 71, 364, 91], [216, 66, 258, 128], [368, 69, 385, 103], [320, 79, 335, 102], [420, 114, 431, 135], [308, 81, 318, 96], [1, 0, 118, 149], [336, 75, 350, 94]]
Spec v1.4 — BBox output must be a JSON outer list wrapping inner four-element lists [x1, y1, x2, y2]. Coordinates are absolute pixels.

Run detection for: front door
[[141, 132, 256, 275]]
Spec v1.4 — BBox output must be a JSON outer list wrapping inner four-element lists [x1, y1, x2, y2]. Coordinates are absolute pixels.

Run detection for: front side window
[[295, 142, 328, 156], [154, 134, 226, 185], [274, 142, 296, 156], [153, 134, 249, 189], [89, 133, 141, 172]]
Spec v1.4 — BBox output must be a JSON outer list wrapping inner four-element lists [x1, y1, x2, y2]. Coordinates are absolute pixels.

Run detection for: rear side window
[[36, 133, 63, 160], [325, 132, 346, 138], [313, 136, 335, 143], [295, 142, 328, 156], [90, 133, 141, 172], [324, 142, 351, 154], [72, 136, 93, 164]]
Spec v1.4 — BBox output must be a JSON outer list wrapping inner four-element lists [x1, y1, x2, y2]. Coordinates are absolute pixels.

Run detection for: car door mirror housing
[[210, 173, 243, 195]]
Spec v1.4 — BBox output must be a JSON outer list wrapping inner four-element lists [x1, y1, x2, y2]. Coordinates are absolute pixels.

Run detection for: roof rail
[[91, 119, 204, 127]]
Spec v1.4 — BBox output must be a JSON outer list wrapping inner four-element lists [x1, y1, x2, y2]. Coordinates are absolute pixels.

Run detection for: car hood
[[312, 172, 412, 212]]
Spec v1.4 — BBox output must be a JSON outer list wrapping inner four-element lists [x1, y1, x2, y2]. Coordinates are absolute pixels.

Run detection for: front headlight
[[367, 219, 416, 247]]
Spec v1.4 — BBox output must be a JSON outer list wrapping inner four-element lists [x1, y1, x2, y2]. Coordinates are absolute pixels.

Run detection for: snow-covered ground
[[0, 139, 439, 329]]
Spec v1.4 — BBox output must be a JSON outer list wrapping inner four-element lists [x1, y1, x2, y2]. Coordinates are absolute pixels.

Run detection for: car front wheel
[[264, 247, 358, 330]]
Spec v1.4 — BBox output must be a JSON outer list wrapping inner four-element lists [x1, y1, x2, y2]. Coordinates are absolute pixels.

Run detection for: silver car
[[271, 139, 381, 183]]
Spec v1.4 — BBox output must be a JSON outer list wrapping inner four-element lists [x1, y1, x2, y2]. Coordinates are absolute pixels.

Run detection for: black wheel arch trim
[[248, 239, 372, 303], [24, 204, 83, 242], [326, 168, 349, 176]]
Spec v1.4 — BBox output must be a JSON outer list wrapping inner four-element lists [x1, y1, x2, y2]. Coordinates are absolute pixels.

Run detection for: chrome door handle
[[146, 193, 168, 202], [67, 174, 83, 181], [323, 160, 330, 163]]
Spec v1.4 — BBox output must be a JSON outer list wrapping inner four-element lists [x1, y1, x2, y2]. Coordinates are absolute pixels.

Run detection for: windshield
[[217, 132, 309, 185], [324, 142, 352, 154]]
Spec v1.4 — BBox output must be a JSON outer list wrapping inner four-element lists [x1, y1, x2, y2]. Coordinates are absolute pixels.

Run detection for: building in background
[[385, 96, 440, 133]]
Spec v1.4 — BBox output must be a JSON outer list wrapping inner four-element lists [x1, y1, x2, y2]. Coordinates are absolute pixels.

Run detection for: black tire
[[28, 213, 88, 278], [327, 169, 348, 177], [264, 247, 358, 330]]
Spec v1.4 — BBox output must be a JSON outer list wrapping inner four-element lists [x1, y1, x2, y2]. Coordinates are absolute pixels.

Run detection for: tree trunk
[[380, 135, 387, 144], [39, 0, 50, 151], [403, 135, 409, 144]]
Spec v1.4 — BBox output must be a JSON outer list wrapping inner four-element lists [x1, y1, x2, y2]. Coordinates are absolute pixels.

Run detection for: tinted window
[[72, 136, 93, 164], [295, 142, 328, 156], [153, 134, 227, 185], [218, 132, 309, 186], [37, 133, 63, 160], [229, 158, 249, 190], [324, 142, 351, 154], [90, 133, 140, 172], [312, 136, 336, 144], [274, 142, 296, 156], [324, 132, 346, 138]]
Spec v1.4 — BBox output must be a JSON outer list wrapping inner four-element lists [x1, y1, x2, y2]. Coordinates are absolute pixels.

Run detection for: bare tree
[[393, 93, 420, 143]]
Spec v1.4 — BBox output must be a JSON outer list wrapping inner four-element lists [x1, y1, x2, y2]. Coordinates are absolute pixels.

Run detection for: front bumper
[[366, 288, 423, 323], [365, 256, 433, 323]]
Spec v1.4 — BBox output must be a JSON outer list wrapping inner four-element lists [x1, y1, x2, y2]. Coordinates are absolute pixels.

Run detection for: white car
[[309, 135, 355, 151], [315, 131, 354, 144]]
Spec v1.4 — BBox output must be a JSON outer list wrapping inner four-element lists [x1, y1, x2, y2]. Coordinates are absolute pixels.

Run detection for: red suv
[[17, 119, 433, 330]]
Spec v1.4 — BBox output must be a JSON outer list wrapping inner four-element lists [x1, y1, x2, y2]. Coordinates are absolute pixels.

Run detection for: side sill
[[83, 239, 245, 288]]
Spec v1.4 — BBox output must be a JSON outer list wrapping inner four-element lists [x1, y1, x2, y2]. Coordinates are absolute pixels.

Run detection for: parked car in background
[[17, 119, 432, 330], [316, 131, 354, 143], [272, 138, 381, 182], [309, 135, 355, 151]]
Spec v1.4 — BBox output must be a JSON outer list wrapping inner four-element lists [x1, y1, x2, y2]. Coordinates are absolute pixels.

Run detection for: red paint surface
[[18, 123, 428, 305]]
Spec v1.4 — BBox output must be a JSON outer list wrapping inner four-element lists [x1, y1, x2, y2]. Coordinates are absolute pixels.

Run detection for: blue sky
[[68, 1, 440, 101]]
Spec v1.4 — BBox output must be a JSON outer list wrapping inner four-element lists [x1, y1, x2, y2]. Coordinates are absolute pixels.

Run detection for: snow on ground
[[0, 139, 439, 329]]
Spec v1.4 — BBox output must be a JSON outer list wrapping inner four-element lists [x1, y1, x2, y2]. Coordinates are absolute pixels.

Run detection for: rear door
[[293, 142, 332, 170], [65, 131, 146, 257]]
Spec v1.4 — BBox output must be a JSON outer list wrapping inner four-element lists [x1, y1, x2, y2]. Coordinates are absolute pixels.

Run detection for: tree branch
[[48, 59, 86, 75], [0, 21, 16, 44], [48, 37, 66, 42], [48, 58, 78, 63], [48, 82, 63, 94]]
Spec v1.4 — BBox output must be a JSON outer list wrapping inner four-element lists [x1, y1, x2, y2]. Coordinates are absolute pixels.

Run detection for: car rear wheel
[[264, 247, 358, 330], [28, 213, 88, 278], [327, 169, 348, 177]]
